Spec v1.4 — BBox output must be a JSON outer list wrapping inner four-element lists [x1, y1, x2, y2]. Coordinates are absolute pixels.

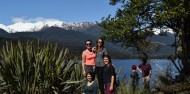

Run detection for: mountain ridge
[[0, 21, 94, 33], [0, 22, 175, 58]]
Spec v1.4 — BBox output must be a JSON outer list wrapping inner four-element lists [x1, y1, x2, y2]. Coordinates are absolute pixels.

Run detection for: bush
[[0, 41, 84, 94]]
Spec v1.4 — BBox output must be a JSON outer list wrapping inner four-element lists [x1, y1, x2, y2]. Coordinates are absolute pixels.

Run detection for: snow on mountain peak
[[153, 28, 175, 35], [0, 20, 174, 35], [0, 21, 94, 33]]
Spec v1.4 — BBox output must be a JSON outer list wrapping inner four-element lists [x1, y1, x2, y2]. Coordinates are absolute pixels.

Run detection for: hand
[[109, 85, 113, 91], [92, 47, 96, 53]]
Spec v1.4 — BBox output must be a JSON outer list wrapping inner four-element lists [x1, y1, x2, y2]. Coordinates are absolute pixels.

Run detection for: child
[[130, 65, 139, 93]]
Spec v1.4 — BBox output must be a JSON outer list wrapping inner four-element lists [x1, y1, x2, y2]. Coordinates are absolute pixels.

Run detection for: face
[[86, 74, 92, 82], [103, 57, 109, 65], [97, 39, 103, 47], [85, 41, 92, 49]]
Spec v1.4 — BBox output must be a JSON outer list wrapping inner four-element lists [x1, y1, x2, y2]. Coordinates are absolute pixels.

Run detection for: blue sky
[[0, 0, 120, 25]]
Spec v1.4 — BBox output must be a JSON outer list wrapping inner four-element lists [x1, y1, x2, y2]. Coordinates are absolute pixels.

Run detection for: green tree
[[153, 0, 190, 76], [98, 0, 161, 57], [99, 0, 190, 76]]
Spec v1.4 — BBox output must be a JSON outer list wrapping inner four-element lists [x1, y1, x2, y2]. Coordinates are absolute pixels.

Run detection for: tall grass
[[115, 67, 143, 94], [116, 77, 143, 94], [0, 41, 84, 94]]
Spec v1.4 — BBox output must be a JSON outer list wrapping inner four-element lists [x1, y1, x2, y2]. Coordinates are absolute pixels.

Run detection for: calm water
[[112, 59, 180, 88]]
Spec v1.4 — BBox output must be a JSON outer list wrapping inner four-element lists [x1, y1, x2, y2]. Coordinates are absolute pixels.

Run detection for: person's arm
[[82, 52, 86, 76], [92, 81, 98, 94], [104, 48, 108, 55], [109, 66, 115, 91], [137, 66, 142, 73], [110, 75, 114, 91], [92, 47, 96, 53]]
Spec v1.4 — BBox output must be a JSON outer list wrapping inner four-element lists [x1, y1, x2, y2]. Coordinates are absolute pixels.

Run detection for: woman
[[94, 38, 108, 94], [82, 40, 96, 76], [83, 72, 98, 94], [103, 55, 116, 94]]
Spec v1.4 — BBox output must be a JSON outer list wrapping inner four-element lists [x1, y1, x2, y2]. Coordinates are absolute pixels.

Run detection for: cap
[[132, 65, 137, 70]]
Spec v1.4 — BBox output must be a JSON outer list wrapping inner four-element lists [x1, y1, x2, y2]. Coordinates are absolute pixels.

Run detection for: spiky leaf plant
[[0, 41, 84, 94]]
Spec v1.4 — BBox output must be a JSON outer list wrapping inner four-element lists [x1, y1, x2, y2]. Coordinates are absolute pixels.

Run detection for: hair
[[103, 55, 113, 67], [95, 38, 105, 54], [86, 72, 95, 81], [85, 40, 92, 45], [140, 54, 148, 63], [132, 65, 137, 70], [141, 57, 148, 65]]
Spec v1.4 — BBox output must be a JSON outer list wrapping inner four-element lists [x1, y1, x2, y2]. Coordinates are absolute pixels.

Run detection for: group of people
[[82, 38, 152, 94], [82, 38, 115, 94]]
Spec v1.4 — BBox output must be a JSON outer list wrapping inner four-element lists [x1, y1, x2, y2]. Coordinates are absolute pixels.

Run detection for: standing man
[[137, 56, 152, 90]]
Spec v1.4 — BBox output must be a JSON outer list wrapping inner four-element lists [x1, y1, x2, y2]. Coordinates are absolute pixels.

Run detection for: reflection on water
[[112, 59, 180, 88]]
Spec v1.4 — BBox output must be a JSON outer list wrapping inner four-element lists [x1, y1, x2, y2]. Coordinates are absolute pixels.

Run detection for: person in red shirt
[[137, 56, 152, 90]]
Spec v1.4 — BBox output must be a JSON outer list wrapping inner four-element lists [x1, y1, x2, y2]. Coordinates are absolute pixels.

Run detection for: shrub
[[0, 41, 84, 94]]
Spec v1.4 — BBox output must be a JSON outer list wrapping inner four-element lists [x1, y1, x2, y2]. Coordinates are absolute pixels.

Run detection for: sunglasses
[[86, 43, 91, 45], [98, 41, 102, 43]]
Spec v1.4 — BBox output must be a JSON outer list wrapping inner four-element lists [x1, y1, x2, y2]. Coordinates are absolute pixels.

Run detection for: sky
[[0, 0, 121, 25]]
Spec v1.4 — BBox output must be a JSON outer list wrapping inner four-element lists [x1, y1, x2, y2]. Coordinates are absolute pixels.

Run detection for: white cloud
[[11, 17, 61, 23]]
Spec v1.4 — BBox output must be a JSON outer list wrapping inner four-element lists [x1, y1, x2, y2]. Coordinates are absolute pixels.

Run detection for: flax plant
[[0, 41, 84, 94]]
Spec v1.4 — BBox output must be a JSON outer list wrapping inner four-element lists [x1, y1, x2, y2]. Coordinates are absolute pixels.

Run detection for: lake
[[112, 59, 180, 88]]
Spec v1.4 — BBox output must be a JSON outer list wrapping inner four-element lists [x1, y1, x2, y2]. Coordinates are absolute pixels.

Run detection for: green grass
[[116, 78, 143, 94]]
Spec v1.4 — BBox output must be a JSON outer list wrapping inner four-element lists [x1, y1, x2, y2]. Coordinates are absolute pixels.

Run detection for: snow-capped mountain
[[0, 21, 175, 58], [153, 28, 175, 35], [0, 21, 94, 33]]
